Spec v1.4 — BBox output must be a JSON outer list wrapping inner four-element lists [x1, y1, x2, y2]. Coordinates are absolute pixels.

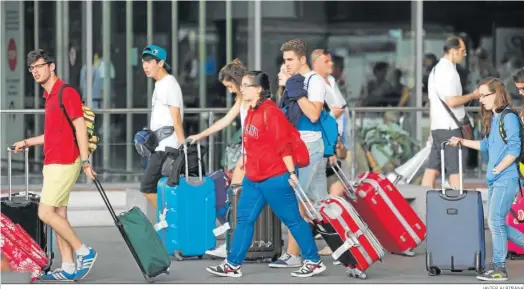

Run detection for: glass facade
[[2, 0, 523, 183]]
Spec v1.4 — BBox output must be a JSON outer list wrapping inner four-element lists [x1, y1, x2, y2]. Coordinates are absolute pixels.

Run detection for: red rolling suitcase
[[332, 163, 426, 256], [507, 188, 524, 259], [1, 213, 49, 282], [293, 181, 385, 279]]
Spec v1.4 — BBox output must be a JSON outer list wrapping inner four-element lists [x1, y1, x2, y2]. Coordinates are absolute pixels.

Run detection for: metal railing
[[1, 106, 486, 183], [346, 106, 483, 179]]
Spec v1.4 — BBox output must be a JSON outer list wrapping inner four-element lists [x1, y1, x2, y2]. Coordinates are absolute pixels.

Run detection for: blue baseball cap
[[142, 45, 171, 70]]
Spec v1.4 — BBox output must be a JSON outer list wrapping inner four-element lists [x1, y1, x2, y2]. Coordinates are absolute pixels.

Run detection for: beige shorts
[[40, 158, 81, 207]]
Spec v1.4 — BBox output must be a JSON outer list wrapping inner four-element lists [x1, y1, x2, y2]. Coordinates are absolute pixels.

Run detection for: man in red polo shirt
[[13, 49, 97, 281]]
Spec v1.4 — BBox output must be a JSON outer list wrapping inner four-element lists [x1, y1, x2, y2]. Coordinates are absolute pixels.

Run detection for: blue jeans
[[299, 138, 328, 203], [487, 178, 524, 266], [227, 172, 320, 266]]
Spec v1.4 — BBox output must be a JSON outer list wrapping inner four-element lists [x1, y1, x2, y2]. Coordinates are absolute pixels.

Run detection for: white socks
[[75, 244, 89, 256], [62, 263, 76, 274]]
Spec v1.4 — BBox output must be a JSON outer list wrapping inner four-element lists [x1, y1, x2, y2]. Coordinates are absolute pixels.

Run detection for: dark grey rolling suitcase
[[425, 141, 485, 276], [1, 147, 54, 273], [225, 185, 283, 262]]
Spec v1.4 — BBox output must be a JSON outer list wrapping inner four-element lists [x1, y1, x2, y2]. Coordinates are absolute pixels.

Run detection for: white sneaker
[[205, 243, 227, 259], [290, 260, 326, 277], [268, 253, 302, 268], [206, 260, 242, 278]]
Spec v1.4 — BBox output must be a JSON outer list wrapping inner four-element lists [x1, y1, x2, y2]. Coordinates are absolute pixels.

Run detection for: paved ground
[[4, 227, 523, 284]]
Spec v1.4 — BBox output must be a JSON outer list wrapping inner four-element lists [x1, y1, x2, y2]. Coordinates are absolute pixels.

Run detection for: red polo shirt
[[43, 79, 83, 165]]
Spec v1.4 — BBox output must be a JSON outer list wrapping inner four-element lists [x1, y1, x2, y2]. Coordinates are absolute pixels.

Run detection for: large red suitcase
[[1, 212, 49, 282], [293, 182, 385, 279], [332, 164, 426, 255], [507, 189, 524, 259]]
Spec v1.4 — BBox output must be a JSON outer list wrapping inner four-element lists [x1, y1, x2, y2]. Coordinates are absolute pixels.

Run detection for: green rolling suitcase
[[93, 178, 171, 282]]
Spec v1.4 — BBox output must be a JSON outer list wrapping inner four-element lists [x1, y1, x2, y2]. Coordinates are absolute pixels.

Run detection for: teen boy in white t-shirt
[[140, 45, 185, 208]]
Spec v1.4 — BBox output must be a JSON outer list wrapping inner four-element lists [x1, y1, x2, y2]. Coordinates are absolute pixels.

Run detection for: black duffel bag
[[161, 144, 207, 186]]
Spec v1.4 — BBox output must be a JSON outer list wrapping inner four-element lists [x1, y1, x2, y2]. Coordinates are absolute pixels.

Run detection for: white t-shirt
[[239, 102, 249, 155], [325, 75, 349, 136], [239, 102, 249, 128], [150, 75, 184, 151], [301, 71, 326, 142], [428, 58, 464, 130]]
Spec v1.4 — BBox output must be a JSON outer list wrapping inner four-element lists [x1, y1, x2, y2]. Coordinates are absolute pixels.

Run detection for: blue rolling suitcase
[[425, 141, 485, 276], [156, 142, 216, 260]]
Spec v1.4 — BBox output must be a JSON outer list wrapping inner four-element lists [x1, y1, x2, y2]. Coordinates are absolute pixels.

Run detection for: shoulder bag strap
[[306, 72, 330, 112], [58, 84, 78, 145], [431, 67, 463, 130]]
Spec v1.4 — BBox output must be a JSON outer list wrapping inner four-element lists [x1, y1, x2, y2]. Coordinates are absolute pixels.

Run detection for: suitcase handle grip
[[183, 140, 203, 181], [290, 180, 323, 221], [440, 141, 463, 195], [330, 162, 357, 201], [7, 146, 30, 202]]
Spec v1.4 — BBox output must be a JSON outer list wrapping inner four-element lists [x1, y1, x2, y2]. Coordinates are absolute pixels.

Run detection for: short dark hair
[[141, 54, 170, 72], [513, 68, 524, 83], [280, 39, 308, 58], [218, 58, 248, 86], [142, 54, 161, 63], [27, 49, 55, 66], [443, 36, 463, 54], [424, 53, 438, 65], [373, 62, 389, 74], [332, 55, 344, 71]]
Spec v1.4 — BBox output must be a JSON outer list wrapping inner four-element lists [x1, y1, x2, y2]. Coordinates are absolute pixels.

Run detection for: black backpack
[[498, 109, 524, 178]]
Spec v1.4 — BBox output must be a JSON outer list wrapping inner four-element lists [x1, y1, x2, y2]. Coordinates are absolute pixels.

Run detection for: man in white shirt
[[422, 36, 480, 188], [310, 49, 352, 259], [140, 45, 185, 208]]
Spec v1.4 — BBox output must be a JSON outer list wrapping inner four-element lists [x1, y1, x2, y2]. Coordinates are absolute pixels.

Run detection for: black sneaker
[[476, 263, 508, 281], [206, 260, 242, 278], [290, 260, 326, 277]]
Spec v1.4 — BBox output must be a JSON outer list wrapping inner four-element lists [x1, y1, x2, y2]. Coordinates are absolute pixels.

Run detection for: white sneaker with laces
[[291, 260, 326, 277], [206, 260, 242, 277]]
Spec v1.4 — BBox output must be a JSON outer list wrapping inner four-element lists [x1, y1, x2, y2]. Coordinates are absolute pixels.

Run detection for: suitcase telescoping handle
[[93, 177, 120, 224], [330, 162, 358, 201], [183, 140, 203, 181], [440, 141, 463, 195], [7, 146, 30, 201], [92, 177, 152, 281], [290, 179, 323, 222]]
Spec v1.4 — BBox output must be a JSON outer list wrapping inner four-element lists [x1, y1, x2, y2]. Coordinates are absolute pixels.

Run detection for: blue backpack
[[305, 73, 339, 157]]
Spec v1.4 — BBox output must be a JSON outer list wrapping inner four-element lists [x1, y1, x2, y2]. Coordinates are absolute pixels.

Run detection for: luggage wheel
[[198, 255, 203, 259], [346, 268, 367, 279], [507, 252, 517, 260], [174, 251, 184, 261], [428, 267, 441, 276]]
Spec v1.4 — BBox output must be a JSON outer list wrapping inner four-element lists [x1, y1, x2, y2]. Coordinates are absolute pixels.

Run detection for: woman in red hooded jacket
[[206, 71, 326, 278]]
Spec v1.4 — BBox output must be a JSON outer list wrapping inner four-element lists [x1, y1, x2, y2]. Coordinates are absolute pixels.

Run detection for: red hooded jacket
[[242, 99, 309, 182]]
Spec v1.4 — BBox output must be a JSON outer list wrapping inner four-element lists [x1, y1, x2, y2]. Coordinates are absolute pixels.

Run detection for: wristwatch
[[289, 170, 297, 175], [81, 159, 91, 168]]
